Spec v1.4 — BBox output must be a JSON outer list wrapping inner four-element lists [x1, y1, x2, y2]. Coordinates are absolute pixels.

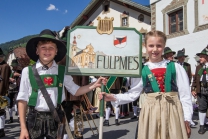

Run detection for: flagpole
[[99, 83, 105, 139]]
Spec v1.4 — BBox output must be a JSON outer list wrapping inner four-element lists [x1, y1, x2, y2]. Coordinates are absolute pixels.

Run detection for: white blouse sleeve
[[111, 78, 143, 107], [16, 67, 30, 102], [175, 63, 193, 122]]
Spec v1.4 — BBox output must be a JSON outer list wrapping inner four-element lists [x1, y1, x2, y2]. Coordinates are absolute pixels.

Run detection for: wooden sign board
[[65, 26, 142, 77]]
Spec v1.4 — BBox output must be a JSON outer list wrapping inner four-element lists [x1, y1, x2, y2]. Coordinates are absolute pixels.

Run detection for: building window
[[142, 33, 145, 43], [161, 0, 189, 39], [122, 17, 128, 26], [169, 9, 183, 34], [138, 14, 144, 22], [104, 4, 109, 12], [103, 1, 110, 12], [120, 11, 129, 27]]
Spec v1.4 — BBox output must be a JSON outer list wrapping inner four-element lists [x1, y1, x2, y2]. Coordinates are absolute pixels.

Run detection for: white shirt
[[112, 60, 193, 122], [16, 60, 80, 111]]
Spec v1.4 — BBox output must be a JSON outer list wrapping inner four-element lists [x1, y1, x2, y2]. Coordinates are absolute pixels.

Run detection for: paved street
[[2, 110, 208, 139]]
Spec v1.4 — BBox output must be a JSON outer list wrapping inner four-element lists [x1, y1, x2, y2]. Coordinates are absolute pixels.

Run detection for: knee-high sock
[[14, 104, 17, 112], [69, 117, 74, 131], [63, 118, 74, 139], [205, 117, 208, 124], [199, 112, 206, 125], [63, 134, 69, 139], [0, 115, 5, 129], [8, 108, 13, 117], [105, 107, 111, 120], [133, 106, 137, 116], [115, 107, 120, 119]]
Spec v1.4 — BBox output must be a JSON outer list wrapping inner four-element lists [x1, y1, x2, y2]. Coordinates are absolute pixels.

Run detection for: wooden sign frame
[[65, 26, 142, 77]]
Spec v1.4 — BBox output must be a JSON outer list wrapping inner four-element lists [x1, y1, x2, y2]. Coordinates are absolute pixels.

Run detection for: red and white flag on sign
[[114, 36, 127, 48]]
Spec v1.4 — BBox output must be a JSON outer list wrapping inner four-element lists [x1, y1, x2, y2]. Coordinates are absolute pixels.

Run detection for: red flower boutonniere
[[204, 70, 207, 74], [44, 77, 53, 86]]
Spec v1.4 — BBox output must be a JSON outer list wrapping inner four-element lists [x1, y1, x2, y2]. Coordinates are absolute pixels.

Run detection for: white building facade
[[150, 0, 208, 73]]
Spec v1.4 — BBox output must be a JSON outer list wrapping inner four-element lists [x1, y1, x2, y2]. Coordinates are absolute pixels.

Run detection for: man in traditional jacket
[[0, 48, 11, 137], [7, 59, 22, 124], [175, 48, 192, 84], [163, 47, 176, 61], [191, 45, 208, 134]]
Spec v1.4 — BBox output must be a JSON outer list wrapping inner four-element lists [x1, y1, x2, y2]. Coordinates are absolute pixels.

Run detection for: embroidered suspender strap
[[105, 76, 117, 93], [28, 66, 39, 106], [165, 62, 176, 92], [142, 62, 176, 92], [31, 64, 65, 139], [57, 65, 65, 104], [142, 66, 160, 92], [183, 65, 187, 71], [28, 65, 65, 106], [198, 67, 208, 77], [122, 77, 127, 86], [10, 72, 14, 78]]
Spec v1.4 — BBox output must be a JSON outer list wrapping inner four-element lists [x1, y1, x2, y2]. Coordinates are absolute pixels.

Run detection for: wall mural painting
[[198, 0, 208, 26]]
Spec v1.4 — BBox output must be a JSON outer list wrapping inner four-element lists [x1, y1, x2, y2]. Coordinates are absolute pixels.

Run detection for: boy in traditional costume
[[17, 29, 106, 139], [99, 30, 192, 139], [191, 45, 208, 134]]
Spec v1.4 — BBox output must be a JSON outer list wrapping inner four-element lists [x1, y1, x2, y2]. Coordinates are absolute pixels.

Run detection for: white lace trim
[[144, 60, 170, 70]]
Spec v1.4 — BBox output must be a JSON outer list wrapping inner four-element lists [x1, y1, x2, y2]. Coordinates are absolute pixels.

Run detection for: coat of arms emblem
[[114, 36, 127, 48]]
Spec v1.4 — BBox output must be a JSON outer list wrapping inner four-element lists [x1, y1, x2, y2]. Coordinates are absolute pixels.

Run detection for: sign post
[[99, 84, 105, 139]]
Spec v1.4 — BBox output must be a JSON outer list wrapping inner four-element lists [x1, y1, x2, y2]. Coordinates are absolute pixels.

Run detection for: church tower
[[71, 35, 77, 57]]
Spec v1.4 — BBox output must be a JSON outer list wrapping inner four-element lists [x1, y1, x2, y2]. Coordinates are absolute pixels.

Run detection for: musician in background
[[0, 48, 11, 137], [7, 59, 22, 124]]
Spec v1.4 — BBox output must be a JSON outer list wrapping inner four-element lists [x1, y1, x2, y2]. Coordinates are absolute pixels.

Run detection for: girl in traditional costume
[[99, 30, 192, 139]]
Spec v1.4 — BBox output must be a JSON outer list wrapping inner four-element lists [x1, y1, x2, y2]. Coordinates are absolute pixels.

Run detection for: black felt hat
[[0, 48, 5, 57], [174, 48, 188, 59], [26, 29, 66, 62]]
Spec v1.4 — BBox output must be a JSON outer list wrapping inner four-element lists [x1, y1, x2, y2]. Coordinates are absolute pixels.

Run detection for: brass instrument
[[74, 106, 84, 139], [73, 94, 99, 138], [0, 96, 9, 109]]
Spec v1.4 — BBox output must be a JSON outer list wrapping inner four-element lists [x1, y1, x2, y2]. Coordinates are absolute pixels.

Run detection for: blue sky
[[0, 0, 149, 44]]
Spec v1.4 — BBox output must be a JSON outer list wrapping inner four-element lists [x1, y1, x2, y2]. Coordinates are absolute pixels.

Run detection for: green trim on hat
[[40, 34, 57, 40], [164, 50, 176, 55], [196, 47, 208, 56]]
